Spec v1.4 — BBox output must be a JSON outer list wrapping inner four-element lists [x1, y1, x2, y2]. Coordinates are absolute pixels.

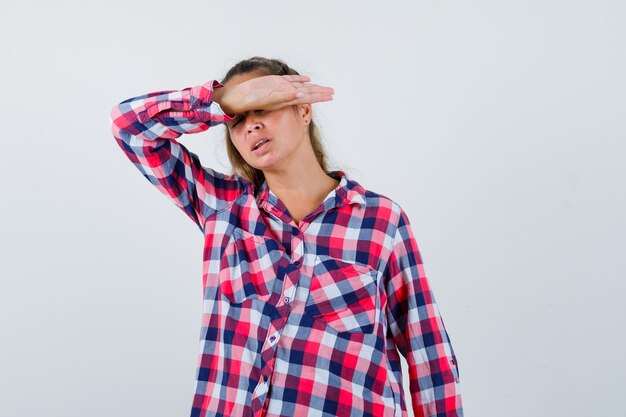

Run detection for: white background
[[0, 1, 624, 416]]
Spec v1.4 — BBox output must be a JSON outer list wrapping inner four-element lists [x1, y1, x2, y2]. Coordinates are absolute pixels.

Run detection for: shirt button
[[269, 335, 276, 342], [293, 260, 301, 268], [284, 297, 290, 304]]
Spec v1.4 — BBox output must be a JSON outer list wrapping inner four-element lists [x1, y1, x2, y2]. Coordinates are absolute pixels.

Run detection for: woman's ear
[[297, 104, 312, 124]]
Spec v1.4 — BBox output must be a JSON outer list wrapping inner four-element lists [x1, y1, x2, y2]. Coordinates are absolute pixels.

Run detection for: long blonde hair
[[220, 57, 333, 191]]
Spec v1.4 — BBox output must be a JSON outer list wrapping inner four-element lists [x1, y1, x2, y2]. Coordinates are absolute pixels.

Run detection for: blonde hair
[[220, 56, 333, 191]]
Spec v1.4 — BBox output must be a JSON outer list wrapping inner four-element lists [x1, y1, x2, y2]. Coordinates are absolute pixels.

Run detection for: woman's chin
[[247, 154, 280, 171]]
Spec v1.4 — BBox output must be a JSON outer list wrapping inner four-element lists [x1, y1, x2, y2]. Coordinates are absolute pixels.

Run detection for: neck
[[263, 161, 338, 202], [263, 144, 338, 202], [258, 130, 340, 212]]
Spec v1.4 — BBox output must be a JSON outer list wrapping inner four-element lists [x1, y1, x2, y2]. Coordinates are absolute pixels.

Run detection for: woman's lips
[[252, 139, 271, 152]]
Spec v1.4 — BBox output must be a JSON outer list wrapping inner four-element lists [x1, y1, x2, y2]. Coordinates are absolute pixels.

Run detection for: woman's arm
[[109, 80, 242, 233], [109, 75, 333, 233], [384, 208, 464, 417], [213, 74, 334, 115]]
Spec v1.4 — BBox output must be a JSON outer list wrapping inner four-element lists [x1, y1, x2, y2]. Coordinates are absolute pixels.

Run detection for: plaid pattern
[[110, 80, 464, 417]]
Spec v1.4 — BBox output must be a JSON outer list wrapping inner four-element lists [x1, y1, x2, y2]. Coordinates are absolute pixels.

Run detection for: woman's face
[[223, 72, 311, 173]]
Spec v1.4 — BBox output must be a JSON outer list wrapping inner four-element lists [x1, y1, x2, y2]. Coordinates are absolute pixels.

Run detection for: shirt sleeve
[[384, 208, 464, 417], [109, 80, 243, 233]]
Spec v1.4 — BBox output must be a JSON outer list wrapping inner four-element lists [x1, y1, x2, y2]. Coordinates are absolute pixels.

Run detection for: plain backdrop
[[0, 1, 624, 416]]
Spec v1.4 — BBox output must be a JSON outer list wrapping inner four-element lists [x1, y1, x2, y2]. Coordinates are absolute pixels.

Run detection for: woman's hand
[[213, 75, 334, 116]]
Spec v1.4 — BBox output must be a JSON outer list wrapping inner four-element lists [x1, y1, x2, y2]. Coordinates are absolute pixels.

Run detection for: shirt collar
[[253, 170, 367, 211]]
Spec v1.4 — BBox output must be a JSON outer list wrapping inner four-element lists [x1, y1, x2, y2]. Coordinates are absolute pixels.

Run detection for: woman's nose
[[247, 121, 261, 133]]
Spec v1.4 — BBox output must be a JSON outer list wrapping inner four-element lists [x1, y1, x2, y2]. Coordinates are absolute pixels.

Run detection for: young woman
[[110, 56, 464, 417]]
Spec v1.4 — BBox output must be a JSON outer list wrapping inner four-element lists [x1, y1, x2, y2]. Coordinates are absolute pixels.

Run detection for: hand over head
[[217, 74, 334, 115]]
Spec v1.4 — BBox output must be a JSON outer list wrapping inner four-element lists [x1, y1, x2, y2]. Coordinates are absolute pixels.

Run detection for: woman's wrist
[[213, 85, 238, 116]]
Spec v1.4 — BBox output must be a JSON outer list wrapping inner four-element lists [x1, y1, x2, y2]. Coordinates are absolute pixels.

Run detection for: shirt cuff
[[211, 100, 235, 121], [190, 80, 225, 109]]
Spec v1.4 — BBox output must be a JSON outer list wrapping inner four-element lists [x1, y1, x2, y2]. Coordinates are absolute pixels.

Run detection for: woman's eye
[[230, 110, 264, 129]]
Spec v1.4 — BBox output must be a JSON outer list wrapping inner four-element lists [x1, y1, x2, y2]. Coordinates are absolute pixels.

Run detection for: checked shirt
[[109, 80, 464, 417]]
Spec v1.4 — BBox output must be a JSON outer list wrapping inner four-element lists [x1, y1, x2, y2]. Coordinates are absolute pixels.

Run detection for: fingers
[[273, 91, 334, 111], [265, 75, 334, 108], [281, 76, 334, 95], [281, 74, 311, 83], [313, 91, 335, 102], [287, 90, 334, 105], [295, 83, 334, 103], [290, 81, 334, 100], [300, 83, 335, 96], [303, 93, 334, 103]]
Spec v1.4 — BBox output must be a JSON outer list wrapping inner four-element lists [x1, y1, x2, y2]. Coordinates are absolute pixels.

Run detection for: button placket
[[282, 281, 296, 304], [283, 235, 303, 302], [253, 375, 268, 398], [268, 330, 280, 347]]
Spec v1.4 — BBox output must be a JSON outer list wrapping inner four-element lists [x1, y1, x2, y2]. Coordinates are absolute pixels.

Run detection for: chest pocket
[[304, 255, 378, 334], [219, 227, 284, 305]]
